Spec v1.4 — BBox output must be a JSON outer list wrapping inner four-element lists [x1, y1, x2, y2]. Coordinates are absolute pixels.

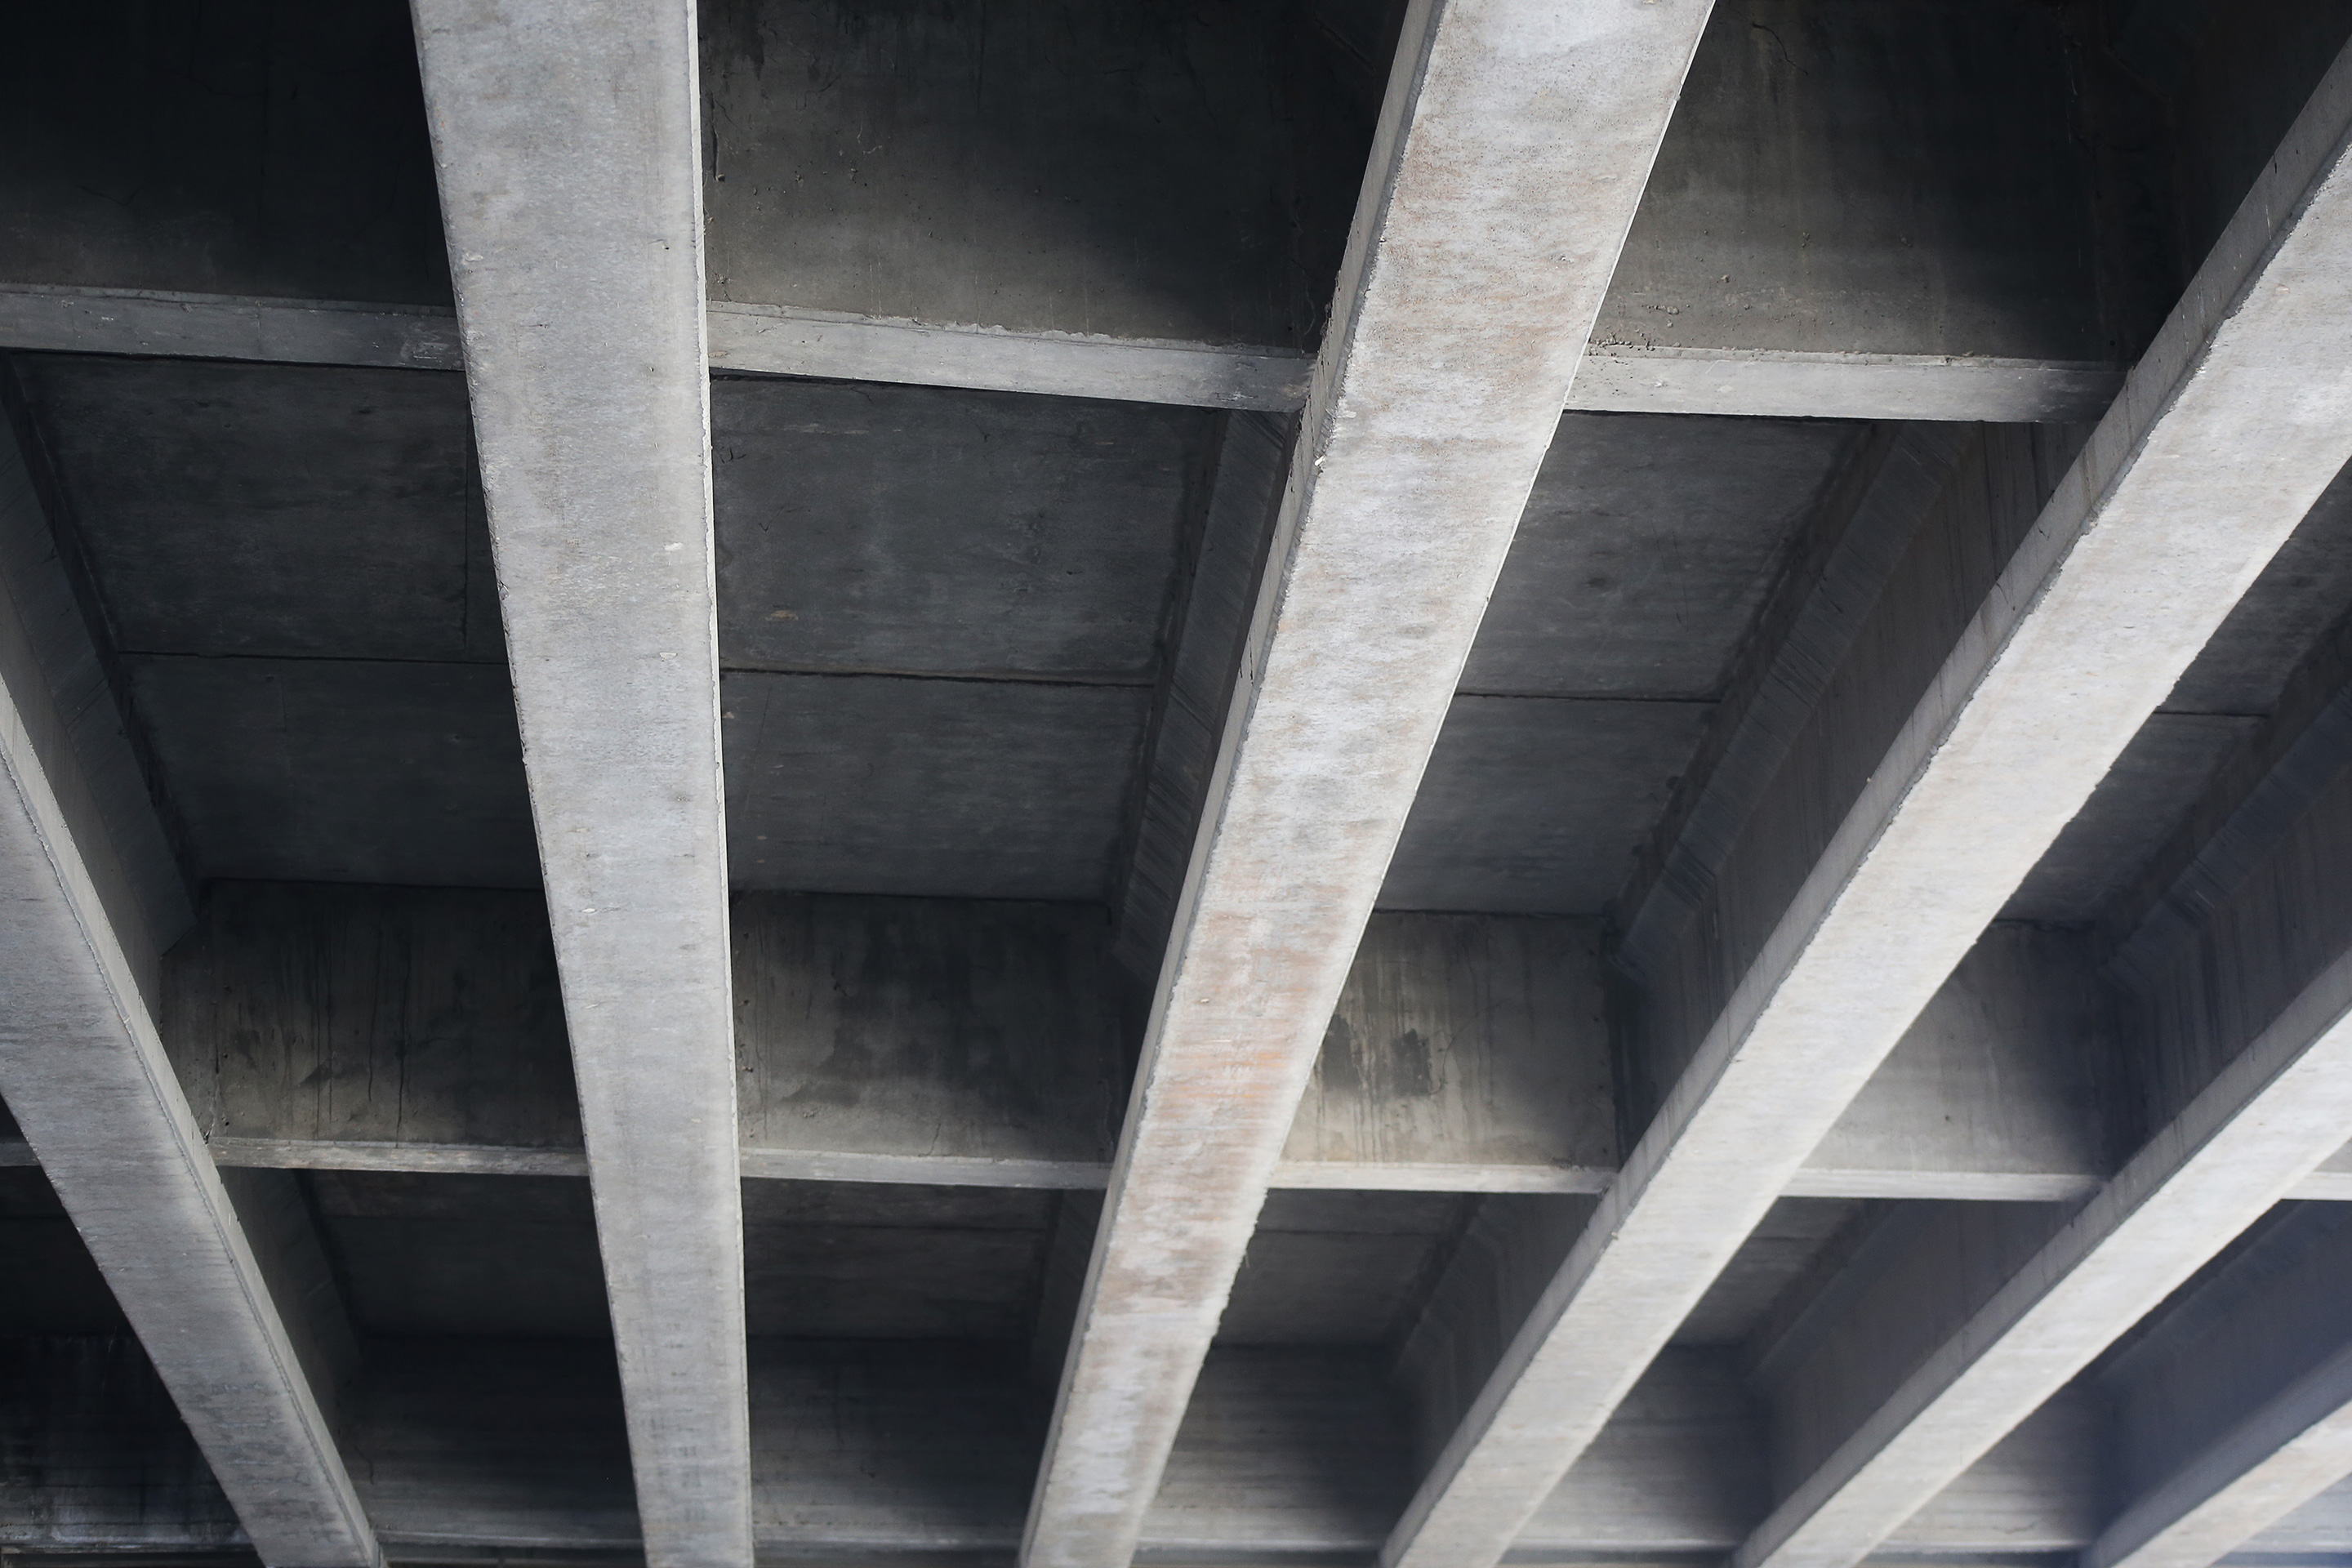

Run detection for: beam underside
[[408, 1, 751, 1563], [1381, 23, 2352, 1568], [1021, 2, 1723, 1566]]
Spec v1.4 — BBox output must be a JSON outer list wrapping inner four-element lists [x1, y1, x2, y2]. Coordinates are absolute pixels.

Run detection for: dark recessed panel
[[351, 1339, 637, 1548], [0, 1337, 243, 1549], [700, 0, 1360, 346], [0, 0, 450, 302], [714, 379, 1206, 681], [313, 1173, 609, 1341], [1382, 695, 1714, 915], [1674, 1197, 1866, 1348], [742, 1181, 1054, 1340], [1218, 1191, 1466, 1347], [1465, 413, 1858, 699], [724, 671, 1146, 900], [0, 1167, 127, 1334], [2004, 713, 2257, 924], [127, 656, 536, 888], [19, 356, 488, 662], [2168, 456, 2352, 716]]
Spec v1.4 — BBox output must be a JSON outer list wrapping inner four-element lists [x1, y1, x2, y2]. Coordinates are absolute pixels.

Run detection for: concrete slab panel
[[699, 0, 1362, 348], [1383, 696, 1716, 915], [722, 670, 1146, 900], [19, 355, 487, 662], [712, 377, 1205, 680], [0, 0, 448, 304], [125, 654, 536, 887], [1602, 0, 2110, 363], [0, 1338, 245, 1552], [1219, 1191, 1466, 1347], [1468, 414, 1860, 698]]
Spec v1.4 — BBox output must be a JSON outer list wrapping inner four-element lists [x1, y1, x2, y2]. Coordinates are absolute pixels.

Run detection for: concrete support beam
[[408, 2, 748, 1563], [1739, 576, 2352, 1568], [0, 283, 2122, 423], [2092, 1347, 2352, 1568], [1021, 2, 1720, 1564], [27, 884, 2344, 1204], [0, 364, 373, 1567], [1383, 25, 2352, 1568], [2087, 1206, 2352, 1568]]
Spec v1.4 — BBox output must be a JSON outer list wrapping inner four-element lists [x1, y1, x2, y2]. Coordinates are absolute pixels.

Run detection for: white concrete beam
[[1383, 25, 2352, 1568], [0, 448, 376, 1562], [0, 283, 2120, 422], [1019, 2, 1720, 1565], [408, 2, 748, 1565]]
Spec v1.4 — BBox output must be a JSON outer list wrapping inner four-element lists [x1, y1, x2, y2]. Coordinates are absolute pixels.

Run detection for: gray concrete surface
[[412, 1, 751, 1563], [0, 527, 377, 1564], [1023, 2, 1723, 1561], [1383, 21, 2352, 1566]]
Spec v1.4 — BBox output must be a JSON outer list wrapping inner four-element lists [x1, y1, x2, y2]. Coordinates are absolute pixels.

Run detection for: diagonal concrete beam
[[408, 3, 749, 1565], [2090, 1346, 2352, 1568], [1018, 2, 1722, 1565], [1382, 27, 2352, 1568], [1735, 555, 2352, 1568], [0, 414, 376, 1565]]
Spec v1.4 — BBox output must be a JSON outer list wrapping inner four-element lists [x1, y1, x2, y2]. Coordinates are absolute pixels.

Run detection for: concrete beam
[[0, 283, 2121, 422], [1383, 23, 2352, 1568], [0, 461, 373, 1561], [1738, 574, 2352, 1567], [408, 2, 748, 1564], [2086, 1205, 2352, 1568], [0, 362, 373, 1566], [1021, 2, 1721, 1564], [24, 884, 2350, 1203]]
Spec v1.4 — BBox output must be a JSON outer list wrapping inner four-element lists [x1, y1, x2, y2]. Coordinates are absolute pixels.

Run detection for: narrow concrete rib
[[408, 4, 750, 1566], [0, 527, 376, 1561], [2089, 1344, 2352, 1568], [1019, 2, 1720, 1565], [1740, 952, 2352, 1568], [0, 283, 2123, 423], [1383, 30, 2352, 1568]]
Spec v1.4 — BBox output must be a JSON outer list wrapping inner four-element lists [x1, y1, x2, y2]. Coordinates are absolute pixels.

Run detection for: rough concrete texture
[[1383, 696, 1715, 915], [698, 0, 1370, 348], [1024, 1, 1726, 1565], [721, 671, 1147, 901], [0, 590, 376, 1563], [412, 1, 750, 1563], [1389, 24, 2352, 1568], [1601, 0, 2114, 363], [0, 0, 450, 305], [1463, 413, 1860, 698], [711, 376, 1207, 680]]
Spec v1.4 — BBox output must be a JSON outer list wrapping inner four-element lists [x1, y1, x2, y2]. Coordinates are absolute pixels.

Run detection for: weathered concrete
[[83, 883, 2224, 1204], [2087, 1205, 2352, 1568], [721, 672, 1149, 902], [0, 282, 2131, 423], [710, 378, 1208, 683], [0, 1337, 247, 1552], [1022, 1, 1722, 1558], [1384, 19, 2352, 1566], [1116, 412, 1293, 977], [0, 534, 376, 1561], [410, 2, 749, 1565], [1735, 479, 2352, 1568], [0, 368, 190, 1011], [0, 0, 451, 305]]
